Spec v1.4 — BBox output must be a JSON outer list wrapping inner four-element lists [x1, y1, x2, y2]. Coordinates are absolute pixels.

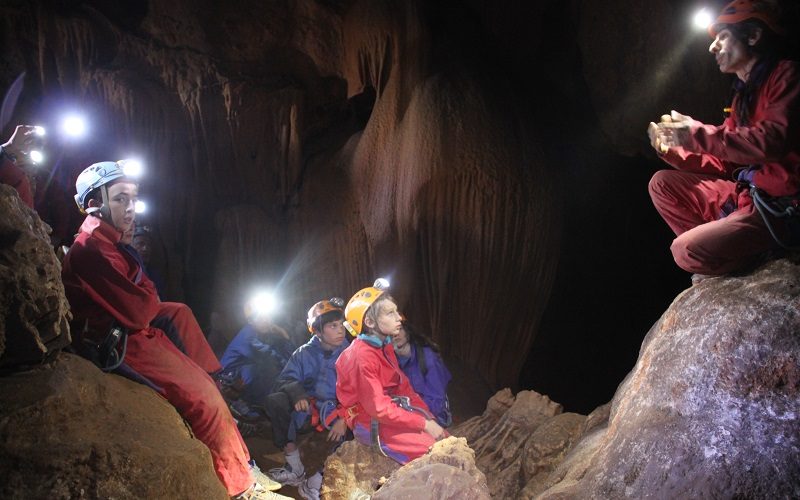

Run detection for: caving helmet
[[306, 297, 345, 333], [74, 159, 141, 214], [343, 278, 390, 336], [709, 0, 785, 37]]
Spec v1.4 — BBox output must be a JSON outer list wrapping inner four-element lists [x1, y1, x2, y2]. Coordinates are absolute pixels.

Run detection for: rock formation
[[0, 353, 227, 500], [536, 257, 800, 498], [0, 185, 71, 370], [455, 258, 800, 499], [321, 436, 490, 500]]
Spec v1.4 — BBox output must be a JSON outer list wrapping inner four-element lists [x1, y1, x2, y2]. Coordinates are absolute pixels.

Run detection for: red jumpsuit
[[649, 60, 800, 275], [0, 156, 33, 208], [335, 337, 436, 464], [62, 216, 251, 495]]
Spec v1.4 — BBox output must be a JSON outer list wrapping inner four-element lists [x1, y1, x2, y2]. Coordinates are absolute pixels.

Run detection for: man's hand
[[327, 418, 347, 441], [648, 111, 695, 153], [2, 125, 38, 159], [423, 419, 445, 440], [294, 398, 310, 412]]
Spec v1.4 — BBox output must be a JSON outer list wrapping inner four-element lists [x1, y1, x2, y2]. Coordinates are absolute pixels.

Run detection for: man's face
[[106, 181, 137, 234], [372, 299, 402, 338], [709, 28, 755, 76], [317, 319, 346, 350], [132, 234, 152, 263]]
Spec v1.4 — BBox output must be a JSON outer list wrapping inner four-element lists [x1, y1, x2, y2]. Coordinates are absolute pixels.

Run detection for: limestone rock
[[320, 439, 400, 500], [373, 437, 490, 500], [518, 412, 586, 499], [450, 387, 515, 443], [0, 353, 227, 499], [464, 390, 562, 499], [537, 258, 800, 499], [0, 185, 71, 369]]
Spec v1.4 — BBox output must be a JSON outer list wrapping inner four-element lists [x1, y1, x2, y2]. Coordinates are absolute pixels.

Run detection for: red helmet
[[709, 0, 785, 37]]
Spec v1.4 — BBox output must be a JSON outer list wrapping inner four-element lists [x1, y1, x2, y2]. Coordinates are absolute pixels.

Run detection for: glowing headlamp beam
[[693, 8, 713, 31], [249, 291, 279, 318], [29, 150, 44, 163], [61, 115, 87, 138], [134, 200, 147, 214]]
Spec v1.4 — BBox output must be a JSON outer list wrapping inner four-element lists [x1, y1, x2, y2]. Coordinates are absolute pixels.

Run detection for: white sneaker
[[249, 461, 282, 491], [233, 482, 292, 500], [268, 465, 305, 487], [298, 472, 322, 500]]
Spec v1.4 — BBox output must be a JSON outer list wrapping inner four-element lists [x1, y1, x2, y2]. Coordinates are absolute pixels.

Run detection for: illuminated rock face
[[537, 258, 800, 498]]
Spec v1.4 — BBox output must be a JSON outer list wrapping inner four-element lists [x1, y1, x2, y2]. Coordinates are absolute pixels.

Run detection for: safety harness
[[80, 319, 129, 372], [750, 185, 800, 249]]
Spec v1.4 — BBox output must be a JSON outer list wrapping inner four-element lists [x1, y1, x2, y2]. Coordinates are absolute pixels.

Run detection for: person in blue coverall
[[220, 298, 295, 412], [265, 298, 349, 498], [393, 319, 453, 427]]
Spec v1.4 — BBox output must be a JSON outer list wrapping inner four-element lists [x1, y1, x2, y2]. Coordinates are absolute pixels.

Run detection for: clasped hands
[[647, 110, 695, 154]]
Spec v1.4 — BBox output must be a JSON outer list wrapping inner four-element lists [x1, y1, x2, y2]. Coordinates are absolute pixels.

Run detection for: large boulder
[[537, 257, 800, 498], [320, 439, 400, 499], [0, 185, 71, 370], [0, 353, 227, 499]]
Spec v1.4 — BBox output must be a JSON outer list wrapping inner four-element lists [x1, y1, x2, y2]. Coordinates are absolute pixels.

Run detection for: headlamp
[[119, 159, 143, 178], [61, 114, 87, 138], [134, 200, 147, 214], [693, 8, 713, 31], [248, 291, 279, 319], [30, 150, 44, 163], [374, 277, 390, 291], [34, 126, 46, 137]]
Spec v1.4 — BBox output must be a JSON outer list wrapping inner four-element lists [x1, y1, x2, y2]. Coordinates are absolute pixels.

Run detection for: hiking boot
[[298, 472, 322, 500], [268, 465, 305, 487], [250, 460, 282, 491], [233, 482, 292, 500]]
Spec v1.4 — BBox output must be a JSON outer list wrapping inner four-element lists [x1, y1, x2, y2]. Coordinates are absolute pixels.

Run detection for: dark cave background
[[4, 0, 795, 415]]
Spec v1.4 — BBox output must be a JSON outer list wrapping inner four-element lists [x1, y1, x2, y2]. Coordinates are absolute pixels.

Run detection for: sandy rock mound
[[0, 353, 227, 499]]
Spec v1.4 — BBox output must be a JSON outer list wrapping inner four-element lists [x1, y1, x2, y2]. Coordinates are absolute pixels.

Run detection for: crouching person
[[335, 280, 446, 464], [265, 298, 349, 498], [61, 161, 288, 499]]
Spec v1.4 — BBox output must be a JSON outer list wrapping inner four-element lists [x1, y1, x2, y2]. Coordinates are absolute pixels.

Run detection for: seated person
[[336, 279, 446, 464], [61, 161, 285, 499], [265, 298, 350, 494], [131, 224, 167, 298], [220, 295, 295, 413], [394, 319, 453, 427], [0, 124, 35, 208]]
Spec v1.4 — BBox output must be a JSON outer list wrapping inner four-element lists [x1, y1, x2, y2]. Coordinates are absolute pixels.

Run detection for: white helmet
[[74, 160, 137, 213]]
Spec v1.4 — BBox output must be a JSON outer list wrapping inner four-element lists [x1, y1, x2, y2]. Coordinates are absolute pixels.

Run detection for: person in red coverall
[[0, 124, 36, 207], [647, 0, 799, 283], [61, 161, 288, 500], [335, 279, 445, 464]]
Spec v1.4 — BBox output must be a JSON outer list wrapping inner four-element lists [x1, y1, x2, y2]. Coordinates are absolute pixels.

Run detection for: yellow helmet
[[344, 278, 390, 336], [307, 297, 345, 333]]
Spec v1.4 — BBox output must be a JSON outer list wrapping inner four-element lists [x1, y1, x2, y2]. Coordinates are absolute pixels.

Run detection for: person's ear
[[364, 315, 376, 329], [748, 27, 763, 46], [87, 198, 102, 209]]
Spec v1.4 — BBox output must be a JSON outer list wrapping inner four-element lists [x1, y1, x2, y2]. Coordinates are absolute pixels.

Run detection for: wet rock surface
[[0, 353, 227, 499]]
